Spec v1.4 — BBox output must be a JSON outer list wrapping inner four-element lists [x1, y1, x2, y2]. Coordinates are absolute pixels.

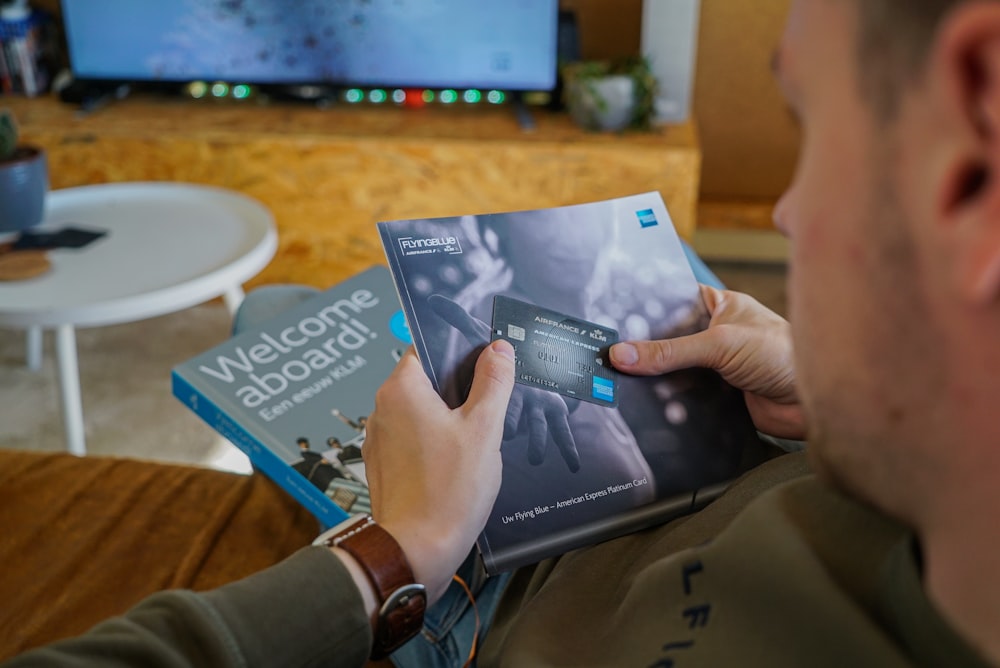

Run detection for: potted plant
[[563, 56, 659, 133], [0, 108, 48, 234]]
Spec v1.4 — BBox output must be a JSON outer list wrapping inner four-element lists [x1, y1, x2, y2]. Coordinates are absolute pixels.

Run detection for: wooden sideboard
[[5, 95, 701, 289]]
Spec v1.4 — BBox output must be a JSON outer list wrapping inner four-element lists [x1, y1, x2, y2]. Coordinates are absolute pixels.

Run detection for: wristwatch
[[313, 514, 427, 659]]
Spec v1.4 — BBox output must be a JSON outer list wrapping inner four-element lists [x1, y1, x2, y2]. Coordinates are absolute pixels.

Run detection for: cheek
[[787, 137, 871, 278], [784, 142, 875, 379]]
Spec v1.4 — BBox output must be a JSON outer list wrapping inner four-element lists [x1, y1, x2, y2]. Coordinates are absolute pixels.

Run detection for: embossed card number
[[490, 295, 619, 408]]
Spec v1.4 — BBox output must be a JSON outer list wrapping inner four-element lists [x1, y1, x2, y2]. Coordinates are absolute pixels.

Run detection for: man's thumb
[[610, 334, 712, 376]]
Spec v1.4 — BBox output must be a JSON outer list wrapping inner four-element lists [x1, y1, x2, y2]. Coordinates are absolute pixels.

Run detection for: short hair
[[852, 0, 966, 120]]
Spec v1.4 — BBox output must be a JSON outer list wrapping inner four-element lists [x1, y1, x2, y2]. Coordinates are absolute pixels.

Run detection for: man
[[4, 0, 998, 665], [290, 436, 342, 492], [327, 435, 364, 464]]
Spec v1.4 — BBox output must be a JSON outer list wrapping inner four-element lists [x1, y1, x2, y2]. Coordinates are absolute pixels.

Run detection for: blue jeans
[[233, 285, 512, 668], [391, 551, 511, 668]]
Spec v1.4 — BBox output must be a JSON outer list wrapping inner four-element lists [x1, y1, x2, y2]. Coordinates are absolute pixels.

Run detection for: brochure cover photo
[[172, 266, 411, 529], [378, 192, 770, 573]]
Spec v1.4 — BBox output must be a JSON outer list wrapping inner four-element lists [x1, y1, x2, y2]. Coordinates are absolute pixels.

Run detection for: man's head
[[773, 0, 1000, 526]]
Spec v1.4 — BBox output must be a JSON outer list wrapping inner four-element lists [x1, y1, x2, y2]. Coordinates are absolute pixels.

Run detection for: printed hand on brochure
[[610, 285, 806, 440], [428, 294, 582, 472]]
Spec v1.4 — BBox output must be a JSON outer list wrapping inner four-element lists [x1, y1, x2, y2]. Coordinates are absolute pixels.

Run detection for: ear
[[931, 4, 1000, 304]]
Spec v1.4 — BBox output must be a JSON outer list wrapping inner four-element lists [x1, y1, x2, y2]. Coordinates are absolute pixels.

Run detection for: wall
[[560, 0, 643, 60], [561, 0, 799, 202], [693, 0, 799, 200]]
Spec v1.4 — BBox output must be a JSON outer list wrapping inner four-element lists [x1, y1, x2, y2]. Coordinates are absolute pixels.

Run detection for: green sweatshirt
[[5, 453, 991, 667]]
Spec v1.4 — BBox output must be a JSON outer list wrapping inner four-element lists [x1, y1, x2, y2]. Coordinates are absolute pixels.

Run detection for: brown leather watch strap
[[315, 515, 427, 659]]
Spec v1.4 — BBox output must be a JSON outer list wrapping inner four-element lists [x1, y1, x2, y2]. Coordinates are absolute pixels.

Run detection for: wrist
[[378, 518, 466, 603], [314, 514, 427, 659], [329, 546, 379, 618]]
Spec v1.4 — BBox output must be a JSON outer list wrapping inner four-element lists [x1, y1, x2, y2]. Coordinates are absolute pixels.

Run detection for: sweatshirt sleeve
[[3, 546, 372, 668]]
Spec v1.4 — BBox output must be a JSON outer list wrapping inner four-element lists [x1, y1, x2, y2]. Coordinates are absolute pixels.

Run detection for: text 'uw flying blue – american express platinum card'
[[490, 295, 619, 408]]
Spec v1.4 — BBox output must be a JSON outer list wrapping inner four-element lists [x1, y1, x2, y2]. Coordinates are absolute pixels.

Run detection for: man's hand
[[429, 294, 581, 472], [610, 285, 806, 440], [362, 341, 515, 603]]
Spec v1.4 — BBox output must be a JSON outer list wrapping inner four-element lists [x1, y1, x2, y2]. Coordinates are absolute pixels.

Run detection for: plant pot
[[0, 145, 48, 233], [566, 74, 637, 132]]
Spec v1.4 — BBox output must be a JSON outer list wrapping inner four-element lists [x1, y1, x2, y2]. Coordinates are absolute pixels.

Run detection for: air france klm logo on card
[[592, 376, 615, 403], [637, 209, 659, 228]]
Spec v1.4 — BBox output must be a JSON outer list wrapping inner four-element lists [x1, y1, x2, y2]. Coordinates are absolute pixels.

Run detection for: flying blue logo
[[389, 310, 412, 344], [592, 376, 615, 402], [637, 209, 659, 228]]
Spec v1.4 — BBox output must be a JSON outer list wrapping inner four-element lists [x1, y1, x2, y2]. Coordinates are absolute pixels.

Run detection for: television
[[60, 0, 560, 94]]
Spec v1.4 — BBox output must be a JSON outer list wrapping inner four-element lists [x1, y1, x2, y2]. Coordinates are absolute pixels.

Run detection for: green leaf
[[0, 109, 19, 161]]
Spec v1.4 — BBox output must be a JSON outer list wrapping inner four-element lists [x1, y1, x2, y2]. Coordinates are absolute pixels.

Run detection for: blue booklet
[[172, 265, 410, 529]]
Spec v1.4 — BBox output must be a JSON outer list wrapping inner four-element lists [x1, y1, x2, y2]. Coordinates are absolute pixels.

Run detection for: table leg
[[223, 285, 245, 316], [55, 324, 87, 456], [26, 326, 43, 371]]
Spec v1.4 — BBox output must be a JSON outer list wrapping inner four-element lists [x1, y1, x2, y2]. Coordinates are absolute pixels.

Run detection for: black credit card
[[491, 295, 619, 407]]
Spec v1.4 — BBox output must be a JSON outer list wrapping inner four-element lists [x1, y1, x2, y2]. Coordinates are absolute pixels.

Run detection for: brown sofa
[[0, 448, 319, 660]]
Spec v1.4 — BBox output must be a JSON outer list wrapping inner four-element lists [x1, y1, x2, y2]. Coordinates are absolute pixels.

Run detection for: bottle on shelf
[[0, 0, 48, 97]]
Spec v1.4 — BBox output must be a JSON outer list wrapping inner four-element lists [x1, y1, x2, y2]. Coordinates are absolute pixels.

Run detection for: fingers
[[547, 408, 579, 472], [525, 403, 547, 465], [365, 340, 514, 604], [521, 392, 578, 471], [462, 340, 516, 428], [371, 349, 434, 427], [398, 345, 419, 363], [504, 390, 524, 439], [428, 294, 491, 346], [608, 284, 734, 376], [698, 283, 726, 312], [610, 333, 717, 376], [384, 346, 431, 389]]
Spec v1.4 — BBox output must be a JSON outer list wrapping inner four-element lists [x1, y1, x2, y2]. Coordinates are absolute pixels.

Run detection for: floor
[[0, 260, 787, 474]]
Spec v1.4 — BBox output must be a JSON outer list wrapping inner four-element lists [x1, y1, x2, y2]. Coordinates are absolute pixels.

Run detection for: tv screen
[[60, 0, 560, 92]]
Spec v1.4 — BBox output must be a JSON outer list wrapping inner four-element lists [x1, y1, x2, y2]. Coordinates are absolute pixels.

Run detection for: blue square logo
[[637, 209, 658, 228], [592, 376, 615, 402]]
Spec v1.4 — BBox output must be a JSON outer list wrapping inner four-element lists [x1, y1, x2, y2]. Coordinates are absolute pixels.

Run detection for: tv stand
[[259, 84, 339, 107], [8, 95, 700, 290], [511, 94, 537, 132], [57, 80, 133, 115]]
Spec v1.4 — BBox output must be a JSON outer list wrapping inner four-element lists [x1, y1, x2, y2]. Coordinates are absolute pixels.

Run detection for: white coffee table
[[0, 182, 278, 456]]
